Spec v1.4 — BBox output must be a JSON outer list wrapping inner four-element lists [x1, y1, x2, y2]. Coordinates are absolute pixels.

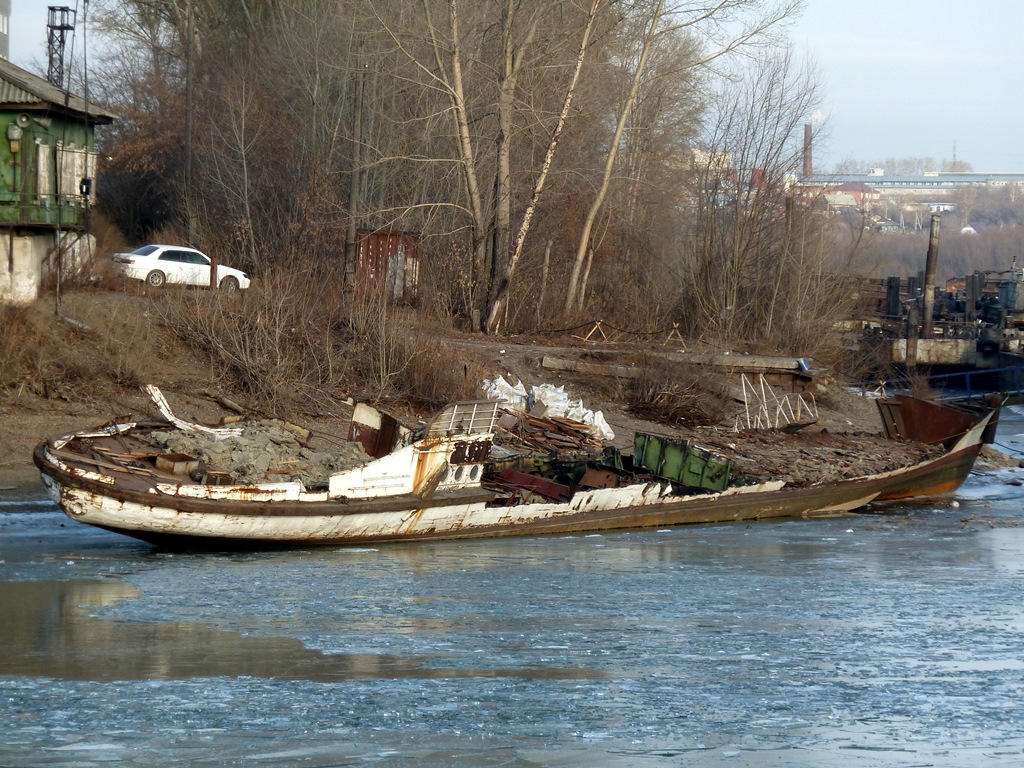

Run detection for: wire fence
[[532, 319, 685, 343]]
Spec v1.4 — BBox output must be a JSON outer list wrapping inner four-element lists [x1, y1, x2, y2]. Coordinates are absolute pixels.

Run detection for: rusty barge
[[33, 389, 994, 548]]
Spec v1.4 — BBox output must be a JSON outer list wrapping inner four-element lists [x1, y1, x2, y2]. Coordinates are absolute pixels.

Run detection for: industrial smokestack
[[921, 213, 941, 338], [803, 123, 813, 178]]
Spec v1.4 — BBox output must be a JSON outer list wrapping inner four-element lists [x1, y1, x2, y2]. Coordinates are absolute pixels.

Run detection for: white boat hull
[[34, 405, 992, 548]]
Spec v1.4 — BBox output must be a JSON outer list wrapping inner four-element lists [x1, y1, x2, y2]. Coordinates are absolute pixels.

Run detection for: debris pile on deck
[[135, 393, 945, 493], [137, 420, 369, 487], [693, 428, 944, 487], [483, 376, 614, 440], [494, 411, 605, 456]]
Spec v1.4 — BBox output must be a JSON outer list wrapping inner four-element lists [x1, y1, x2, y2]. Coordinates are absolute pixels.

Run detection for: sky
[[789, 0, 1024, 173], [9, 1, 59, 74], [7, 1, 1024, 174]]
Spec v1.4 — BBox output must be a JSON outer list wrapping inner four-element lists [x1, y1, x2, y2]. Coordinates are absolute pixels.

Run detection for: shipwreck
[[33, 386, 997, 548]]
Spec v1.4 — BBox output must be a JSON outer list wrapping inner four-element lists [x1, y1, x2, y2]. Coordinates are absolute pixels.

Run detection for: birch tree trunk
[[344, 52, 365, 290], [487, 1, 540, 317], [484, 0, 603, 333], [563, 0, 663, 316], [425, 0, 489, 329]]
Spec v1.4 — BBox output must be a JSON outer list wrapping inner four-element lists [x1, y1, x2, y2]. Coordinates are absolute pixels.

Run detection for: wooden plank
[[694, 354, 804, 371], [541, 355, 641, 379]]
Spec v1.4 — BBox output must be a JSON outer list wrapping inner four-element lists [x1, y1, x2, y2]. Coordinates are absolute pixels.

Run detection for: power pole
[[47, 6, 76, 318]]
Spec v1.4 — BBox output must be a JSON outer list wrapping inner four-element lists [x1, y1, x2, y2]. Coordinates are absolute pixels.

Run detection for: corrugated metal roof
[[0, 57, 115, 122], [0, 79, 37, 104]]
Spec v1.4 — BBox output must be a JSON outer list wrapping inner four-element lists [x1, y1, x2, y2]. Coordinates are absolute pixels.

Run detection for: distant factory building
[[797, 170, 1024, 198]]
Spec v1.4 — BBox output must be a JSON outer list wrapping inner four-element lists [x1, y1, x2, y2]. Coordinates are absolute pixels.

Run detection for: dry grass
[[0, 290, 180, 405], [628, 356, 729, 428], [397, 330, 489, 409], [0, 304, 53, 393], [0, 307, 104, 402], [154, 268, 486, 414], [330, 288, 487, 409], [4, 262, 488, 424]]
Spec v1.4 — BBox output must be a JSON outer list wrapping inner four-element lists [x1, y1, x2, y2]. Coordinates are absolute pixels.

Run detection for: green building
[[0, 57, 114, 304]]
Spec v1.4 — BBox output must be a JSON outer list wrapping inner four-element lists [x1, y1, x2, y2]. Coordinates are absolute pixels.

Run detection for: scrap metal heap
[[111, 394, 944, 499], [483, 408, 943, 504], [493, 410, 605, 455], [690, 428, 943, 487]]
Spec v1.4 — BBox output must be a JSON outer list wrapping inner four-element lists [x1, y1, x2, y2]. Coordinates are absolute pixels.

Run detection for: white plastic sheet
[[482, 376, 615, 441]]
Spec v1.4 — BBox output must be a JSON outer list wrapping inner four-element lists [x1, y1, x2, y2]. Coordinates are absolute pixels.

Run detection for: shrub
[[155, 268, 343, 410], [157, 267, 488, 414], [628, 357, 729, 428]]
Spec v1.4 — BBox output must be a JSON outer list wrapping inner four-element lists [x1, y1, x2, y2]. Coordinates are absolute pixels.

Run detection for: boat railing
[[424, 401, 501, 437]]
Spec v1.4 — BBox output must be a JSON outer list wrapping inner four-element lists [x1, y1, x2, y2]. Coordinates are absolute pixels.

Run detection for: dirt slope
[[2, 289, 885, 499]]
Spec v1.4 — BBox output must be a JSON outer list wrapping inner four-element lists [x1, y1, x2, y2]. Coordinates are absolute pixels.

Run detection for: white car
[[111, 245, 250, 291]]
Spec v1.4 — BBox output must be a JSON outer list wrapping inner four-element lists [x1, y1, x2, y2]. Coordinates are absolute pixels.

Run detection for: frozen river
[[2, 411, 1024, 767]]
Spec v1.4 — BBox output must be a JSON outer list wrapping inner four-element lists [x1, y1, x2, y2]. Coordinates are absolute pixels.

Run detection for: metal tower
[[47, 6, 76, 89]]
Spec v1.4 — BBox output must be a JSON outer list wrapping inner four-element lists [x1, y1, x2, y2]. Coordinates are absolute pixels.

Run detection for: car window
[[132, 245, 159, 256], [185, 252, 210, 265], [157, 251, 185, 262]]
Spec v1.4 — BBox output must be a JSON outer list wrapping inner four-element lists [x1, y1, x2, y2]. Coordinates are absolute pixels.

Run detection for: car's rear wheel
[[219, 276, 240, 292], [146, 270, 166, 288]]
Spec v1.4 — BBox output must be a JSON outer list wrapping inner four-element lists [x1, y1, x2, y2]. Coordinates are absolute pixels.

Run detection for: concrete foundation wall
[[0, 233, 55, 304], [891, 338, 977, 365], [0, 231, 94, 305]]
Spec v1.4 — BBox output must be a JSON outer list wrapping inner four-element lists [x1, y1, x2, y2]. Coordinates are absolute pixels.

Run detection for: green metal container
[[707, 459, 731, 491], [633, 432, 732, 492], [633, 433, 647, 470], [657, 438, 688, 482], [681, 446, 709, 488], [634, 433, 663, 475]]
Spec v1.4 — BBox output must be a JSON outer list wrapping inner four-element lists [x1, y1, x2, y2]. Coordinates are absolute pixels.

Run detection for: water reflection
[[0, 579, 603, 682], [982, 526, 1024, 575]]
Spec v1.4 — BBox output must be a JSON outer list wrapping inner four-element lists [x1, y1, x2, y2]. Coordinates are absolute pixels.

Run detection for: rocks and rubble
[[137, 420, 369, 488], [977, 445, 1024, 469]]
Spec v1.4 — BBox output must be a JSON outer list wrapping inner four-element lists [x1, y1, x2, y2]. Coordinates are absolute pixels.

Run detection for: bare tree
[[679, 47, 852, 355], [371, 0, 603, 330], [94, 0, 365, 269], [483, 0, 604, 333], [93, 0, 834, 348], [562, 0, 803, 317]]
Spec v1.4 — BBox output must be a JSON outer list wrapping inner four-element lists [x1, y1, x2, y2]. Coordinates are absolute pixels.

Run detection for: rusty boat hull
[[33, 412, 991, 549], [877, 394, 1003, 449]]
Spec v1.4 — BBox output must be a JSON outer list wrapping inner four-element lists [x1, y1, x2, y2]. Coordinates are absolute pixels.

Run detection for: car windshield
[[131, 245, 159, 256]]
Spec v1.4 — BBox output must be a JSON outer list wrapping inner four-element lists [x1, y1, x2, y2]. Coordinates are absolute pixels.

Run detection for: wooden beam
[[541, 355, 640, 379]]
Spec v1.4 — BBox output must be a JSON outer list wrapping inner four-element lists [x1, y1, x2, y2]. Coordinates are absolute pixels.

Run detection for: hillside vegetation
[[78, 0, 853, 358]]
